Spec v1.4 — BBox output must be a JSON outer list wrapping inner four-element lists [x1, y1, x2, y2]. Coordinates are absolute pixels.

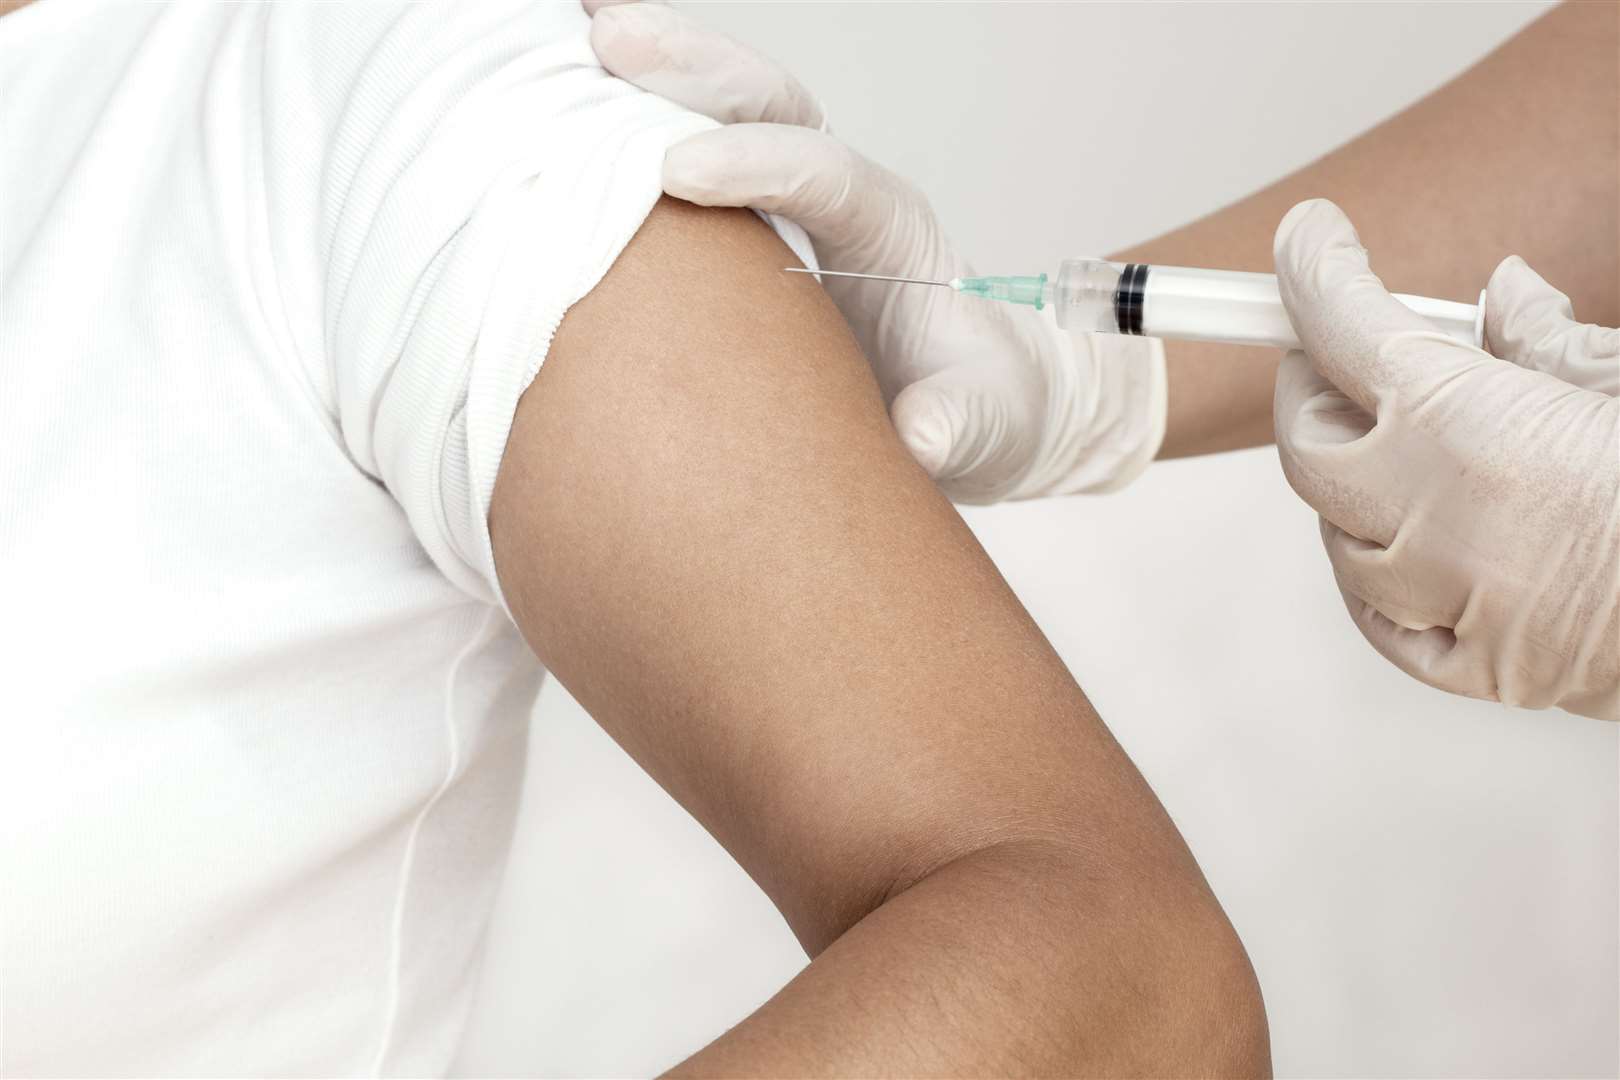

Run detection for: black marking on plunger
[[1115, 263, 1148, 335]]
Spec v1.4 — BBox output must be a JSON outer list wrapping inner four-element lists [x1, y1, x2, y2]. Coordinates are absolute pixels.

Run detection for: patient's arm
[[490, 198, 1267, 1076]]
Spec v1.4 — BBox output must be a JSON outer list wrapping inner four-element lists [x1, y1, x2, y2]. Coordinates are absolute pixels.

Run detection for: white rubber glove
[[584, 1, 1166, 502], [1273, 199, 1619, 720], [1484, 255, 1620, 396]]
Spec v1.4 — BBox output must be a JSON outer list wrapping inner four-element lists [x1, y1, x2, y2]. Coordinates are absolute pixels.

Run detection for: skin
[[490, 197, 1269, 1076], [1130, 1, 1619, 459]]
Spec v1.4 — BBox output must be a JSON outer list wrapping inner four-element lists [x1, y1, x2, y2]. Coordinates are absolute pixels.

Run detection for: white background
[[453, 3, 1619, 1076]]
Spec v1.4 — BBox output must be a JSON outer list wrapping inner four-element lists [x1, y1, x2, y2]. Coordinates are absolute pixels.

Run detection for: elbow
[[1159, 899, 1271, 1078], [1084, 854, 1272, 1077], [788, 830, 1271, 1076], [994, 837, 1272, 1076]]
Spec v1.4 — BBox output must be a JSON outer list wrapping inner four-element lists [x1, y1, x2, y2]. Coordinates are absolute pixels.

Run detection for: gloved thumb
[[662, 123, 918, 259], [1484, 255, 1619, 396], [1274, 199, 1465, 416], [890, 372, 1036, 505]]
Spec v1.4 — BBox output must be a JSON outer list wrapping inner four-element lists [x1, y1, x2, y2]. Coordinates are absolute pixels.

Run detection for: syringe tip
[[952, 273, 1049, 311]]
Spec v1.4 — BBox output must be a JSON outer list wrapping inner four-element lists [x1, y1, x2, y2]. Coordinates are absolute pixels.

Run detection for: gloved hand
[[583, 0, 1166, 502], [1273, 199, 1619, 720]]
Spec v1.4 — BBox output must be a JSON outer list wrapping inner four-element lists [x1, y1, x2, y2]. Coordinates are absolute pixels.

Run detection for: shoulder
[[490, 194, 881, 624]]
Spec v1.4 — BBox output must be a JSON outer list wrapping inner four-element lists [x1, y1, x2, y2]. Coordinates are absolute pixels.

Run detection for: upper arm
[[490, 198, 1197, 951]]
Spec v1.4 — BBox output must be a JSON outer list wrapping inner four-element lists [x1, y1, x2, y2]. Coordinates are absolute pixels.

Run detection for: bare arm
[[490, 198, 1267, 1075], [1131, 1, 1618, 459]]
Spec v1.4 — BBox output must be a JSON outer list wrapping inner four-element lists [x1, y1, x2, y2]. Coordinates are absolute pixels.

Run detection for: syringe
[[785, 259, 1485, 349]]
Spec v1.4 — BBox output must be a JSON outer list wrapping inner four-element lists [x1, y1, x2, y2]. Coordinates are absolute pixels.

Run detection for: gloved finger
[[662, 124, 915, 256], [1320, 518, 1463, 634], [1274, 199, 1476, 417], [1336, 587, 1499, 706], [1273, 349, 1401, 548], [1484, 255, 1620, 396], [890, 370, 1037, 505], [590, 3, 825, 129]]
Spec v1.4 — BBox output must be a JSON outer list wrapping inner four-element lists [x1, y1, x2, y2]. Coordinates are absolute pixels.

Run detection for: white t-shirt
[[0, 2, 808, 1074]]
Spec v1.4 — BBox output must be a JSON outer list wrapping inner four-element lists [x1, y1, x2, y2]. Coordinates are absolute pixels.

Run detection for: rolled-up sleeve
[[265, 1, 809, 604]]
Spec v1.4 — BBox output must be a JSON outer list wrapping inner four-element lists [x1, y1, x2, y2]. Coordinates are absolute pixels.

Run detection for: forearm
[[1120, 2, 1618, 459], [671, 839, 1268, 1078]]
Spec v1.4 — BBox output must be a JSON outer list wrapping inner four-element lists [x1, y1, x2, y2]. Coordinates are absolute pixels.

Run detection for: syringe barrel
[[1051, 258, 1483, 349]]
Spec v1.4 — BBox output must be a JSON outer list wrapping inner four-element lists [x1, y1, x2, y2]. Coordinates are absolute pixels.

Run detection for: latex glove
[[1484, 255, 1620, 396], [1273, 199, 1619, 720], [584, 1, 1166, 502]]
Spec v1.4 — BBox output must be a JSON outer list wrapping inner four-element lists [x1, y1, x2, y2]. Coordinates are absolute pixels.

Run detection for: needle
[[783, 267, 954, 288]]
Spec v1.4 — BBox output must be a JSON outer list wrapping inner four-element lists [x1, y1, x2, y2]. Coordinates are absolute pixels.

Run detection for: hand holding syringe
[[787, 259, 1485, 350]]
